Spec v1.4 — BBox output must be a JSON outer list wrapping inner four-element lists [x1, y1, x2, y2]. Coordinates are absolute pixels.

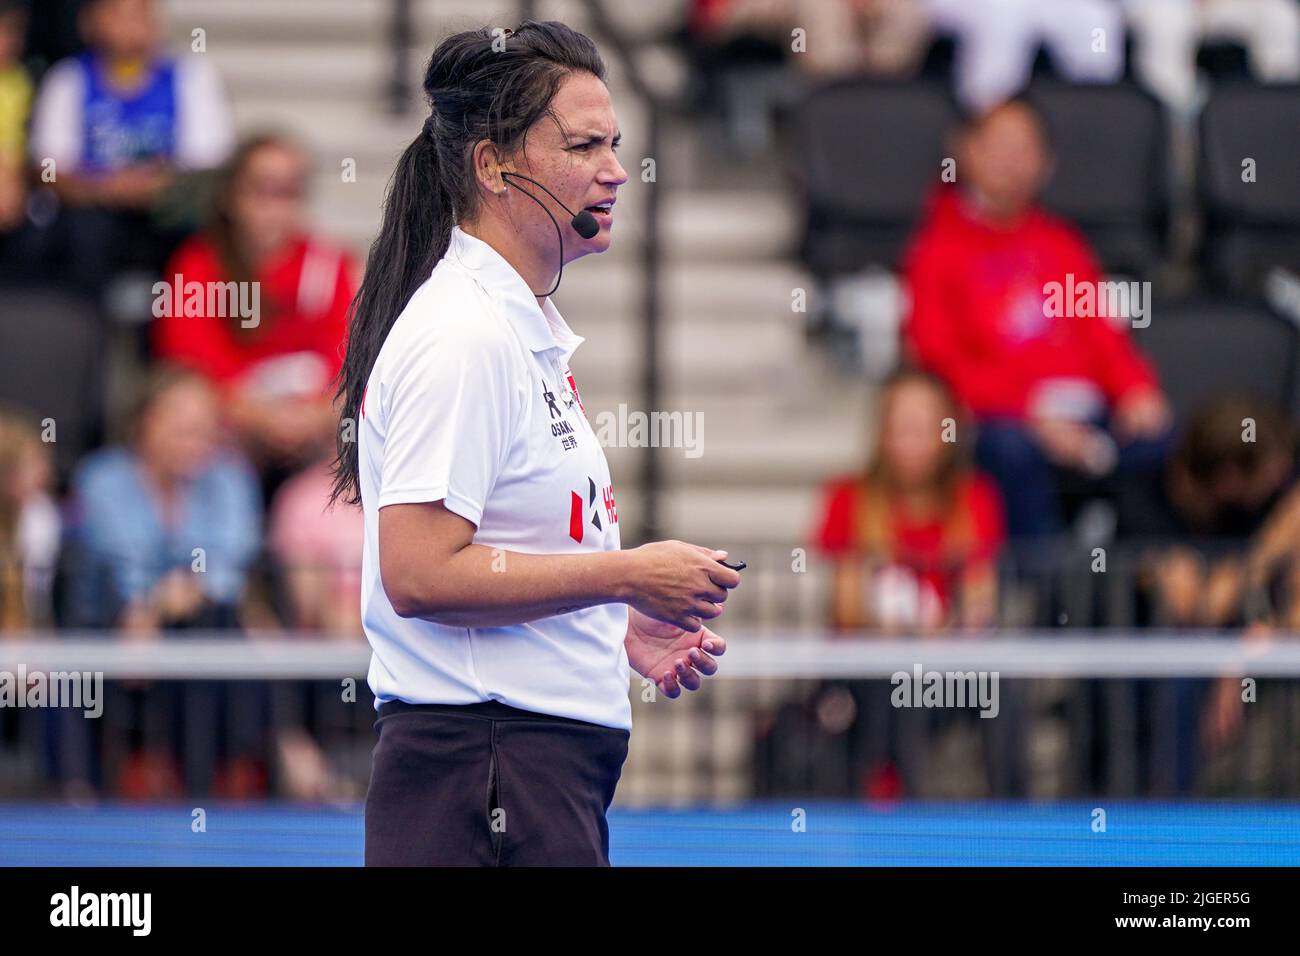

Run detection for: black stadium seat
[[1132, 298, 1298, 426], [1199, 83, 1300, 295], [1024, 80, 1169, 278], [0, 285, 106, 489], [794, 78, 958, 276], [795, 78, 1169, 280]]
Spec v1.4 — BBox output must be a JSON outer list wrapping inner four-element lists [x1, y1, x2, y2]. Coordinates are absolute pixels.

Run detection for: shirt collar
[[445, 224, 585, 363]]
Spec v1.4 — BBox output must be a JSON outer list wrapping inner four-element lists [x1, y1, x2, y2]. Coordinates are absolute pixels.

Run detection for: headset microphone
[[570, 207, 600, 240], [501, 170, 600, 239], [499, 170, 601, 297]]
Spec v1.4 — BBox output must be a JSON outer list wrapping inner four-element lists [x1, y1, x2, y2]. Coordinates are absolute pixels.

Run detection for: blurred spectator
[[787, 368, 1018, 800], [265, 451, 364, 801], [903, 99, 1173, 539], [64, 365, 260, 631], [152, 133, 354, 503], [815, 367, 1005, 631], [54, 366, 265, 799], [0, 0, 31, 257], [0, 403, 60, 631], [1137, 392, 1297, 632], [1137, 395, 1297, 551], [927, 0, 1126, 111], [806, 0, 930, 78], [684, 0, 933, 156], [25, 0, 233, 293], [800, 0, 932, 79], [1125, 0, 1300, 114], [267, 456, 363, 635], [686, 0, 1129, 153], [1207, 443, 1300, 752], [1122, 395, 1297, 793]]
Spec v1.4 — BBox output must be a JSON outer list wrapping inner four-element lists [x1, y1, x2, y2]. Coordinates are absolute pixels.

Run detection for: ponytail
[[327, 129, 450, 506]]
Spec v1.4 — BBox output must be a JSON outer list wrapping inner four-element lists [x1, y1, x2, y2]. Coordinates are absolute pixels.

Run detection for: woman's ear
[[470, 139, 510, 194]]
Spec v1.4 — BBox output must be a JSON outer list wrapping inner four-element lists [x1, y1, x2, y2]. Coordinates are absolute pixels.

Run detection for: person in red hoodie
[[152, 133, 356, 502], [902, 98, 1173, 538]]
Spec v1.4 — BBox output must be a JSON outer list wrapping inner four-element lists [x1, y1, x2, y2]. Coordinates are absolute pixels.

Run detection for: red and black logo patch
[[569, 477, 617, 543]]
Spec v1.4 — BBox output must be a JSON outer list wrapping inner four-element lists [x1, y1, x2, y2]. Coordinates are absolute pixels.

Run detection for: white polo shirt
[[357, 225, 631, 731]]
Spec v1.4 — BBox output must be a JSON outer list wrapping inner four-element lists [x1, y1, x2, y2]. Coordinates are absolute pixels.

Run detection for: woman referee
[[328, 21, 742, 866]]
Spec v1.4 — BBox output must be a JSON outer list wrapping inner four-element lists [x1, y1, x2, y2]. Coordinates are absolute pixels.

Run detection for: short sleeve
[[174, 56, 234, 170], [377, 316, 519, 527], [815, 477, 859, 557], [27, 58, 83, 170]]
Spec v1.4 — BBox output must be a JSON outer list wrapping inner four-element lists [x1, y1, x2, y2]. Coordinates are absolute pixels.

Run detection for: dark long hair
[[327, 20, 606, 507]]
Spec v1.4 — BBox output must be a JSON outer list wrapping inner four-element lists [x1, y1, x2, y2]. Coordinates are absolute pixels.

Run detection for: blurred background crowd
[[0, 0, 1298, 807]]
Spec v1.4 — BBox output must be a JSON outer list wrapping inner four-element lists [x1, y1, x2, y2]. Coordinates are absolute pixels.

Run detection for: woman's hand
[[152, 568, 208, 622], [621, 540, 740, 632], [119, 598, 164, 647], [625, 606, 726, 699]]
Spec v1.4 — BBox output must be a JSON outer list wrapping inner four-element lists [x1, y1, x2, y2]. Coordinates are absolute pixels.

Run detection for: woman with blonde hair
[[0, 404, 61, 632]]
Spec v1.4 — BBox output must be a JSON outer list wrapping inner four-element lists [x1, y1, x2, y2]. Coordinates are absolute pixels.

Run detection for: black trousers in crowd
[[364, 699, 629, 866]]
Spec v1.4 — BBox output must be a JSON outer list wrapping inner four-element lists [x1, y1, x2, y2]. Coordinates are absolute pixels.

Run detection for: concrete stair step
[[600, 426, 865, 486], [559, 257, 810, 325], [566, 306, 801, 392]]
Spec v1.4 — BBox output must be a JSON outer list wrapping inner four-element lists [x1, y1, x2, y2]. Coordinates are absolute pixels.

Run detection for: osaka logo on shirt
[[569, 476, 618, 543], [542, 380, 579, 451]]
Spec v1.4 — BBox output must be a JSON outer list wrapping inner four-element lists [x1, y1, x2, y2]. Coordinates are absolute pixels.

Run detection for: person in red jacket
[[152, 133, 356, 502], [902, 98, 1173, 538]]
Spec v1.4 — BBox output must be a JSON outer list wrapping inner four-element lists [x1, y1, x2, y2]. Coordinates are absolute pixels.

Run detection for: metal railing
[[4, 533, 1298, 801], [2, 630, 1299, 802]]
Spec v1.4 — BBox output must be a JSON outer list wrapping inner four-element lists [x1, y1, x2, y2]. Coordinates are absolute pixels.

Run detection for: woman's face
[[137, 379, 221, 481], [230, 142, 308, 261], [505, 71, 629, 262], [880, 380, 949, 488]]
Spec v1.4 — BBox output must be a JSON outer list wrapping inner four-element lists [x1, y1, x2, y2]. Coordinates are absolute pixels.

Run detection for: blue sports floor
[[2, 802, 1298, 865]]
